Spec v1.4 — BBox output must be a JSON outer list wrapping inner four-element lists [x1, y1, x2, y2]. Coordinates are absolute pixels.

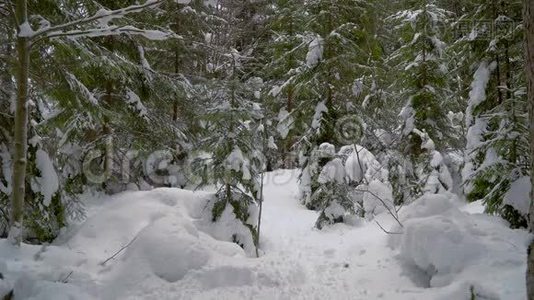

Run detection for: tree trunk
[[525, 0, 534, 298], [9, 0, 30, 246]]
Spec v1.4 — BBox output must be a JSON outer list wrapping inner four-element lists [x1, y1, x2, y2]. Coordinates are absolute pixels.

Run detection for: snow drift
[[0, 188, 257, 299], [391, 193, 530, 299], [0, 171, 531, 299]]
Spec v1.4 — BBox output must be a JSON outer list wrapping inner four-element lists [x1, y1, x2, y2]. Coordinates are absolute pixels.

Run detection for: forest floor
[[0, 169, 530, 299]]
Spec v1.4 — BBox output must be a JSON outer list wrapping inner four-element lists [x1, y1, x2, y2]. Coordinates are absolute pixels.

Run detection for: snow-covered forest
[[0, 0, 534, 299]]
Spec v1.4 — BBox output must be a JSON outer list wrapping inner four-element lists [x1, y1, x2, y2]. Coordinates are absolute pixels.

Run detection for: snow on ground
[[0, 169, 531, 299]]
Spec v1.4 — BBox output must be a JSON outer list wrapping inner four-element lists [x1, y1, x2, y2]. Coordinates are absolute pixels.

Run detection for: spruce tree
[[189, 0, 267, 253], [263, 0, 308, 167], [3, 0, 195, 243], [387, 1, 456, 201], [456, 0, 528, 227], [192, 63, 265, 255]]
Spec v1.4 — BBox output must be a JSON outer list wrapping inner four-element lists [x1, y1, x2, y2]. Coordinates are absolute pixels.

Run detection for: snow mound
[[398, 211, 484, 285], [398, 193, 456, 220], [0, 170, 531, 299], [12, 275, 93, 300], [87, 188, 256, 298], [119, 216, 211, 283], [0, 188, 256, 299], [392, 193, 530, 298]]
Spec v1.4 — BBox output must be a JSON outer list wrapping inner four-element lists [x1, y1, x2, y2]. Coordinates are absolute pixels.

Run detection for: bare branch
[[99, 235, 139, 266], [58, 271, 73, 283], [355, 188, 403, 228], [375, 220, 403, 235]]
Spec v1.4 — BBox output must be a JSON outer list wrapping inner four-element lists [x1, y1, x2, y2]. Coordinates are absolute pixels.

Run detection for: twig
[[58, 271, 73, 283], [355, 188, 403, 228], [99, 235, 139, 266], [375, 220, 403, 235]]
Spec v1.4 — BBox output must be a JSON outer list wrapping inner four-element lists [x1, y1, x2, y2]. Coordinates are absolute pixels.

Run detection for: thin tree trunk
[[9, 0, 30, 246], [173, 48, 179, 122], [492, 0, 504, 104], [525, 0, 534, 298]]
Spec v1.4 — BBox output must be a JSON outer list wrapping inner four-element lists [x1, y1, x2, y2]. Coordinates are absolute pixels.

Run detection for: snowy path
[[252, 169, 422, 299], [171, 169, 527, 300], [167, 169, 431, 299], [110, 169, 429, 299]]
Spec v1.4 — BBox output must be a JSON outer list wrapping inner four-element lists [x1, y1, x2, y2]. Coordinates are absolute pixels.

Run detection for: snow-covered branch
[[20, 0, 191, 40], [45, 25, 176, 41]]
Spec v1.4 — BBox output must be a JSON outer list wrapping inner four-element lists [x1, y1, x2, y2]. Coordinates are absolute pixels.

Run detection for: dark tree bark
[[525, 0, 534, 298]]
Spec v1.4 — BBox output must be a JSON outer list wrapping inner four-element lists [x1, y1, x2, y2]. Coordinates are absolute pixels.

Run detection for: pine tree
[[10, 0, 31, 245], [302, 143, 361, 229], [186, 0, 269, 253], [263, 0, 308, 167], [285, 1, 382, 226], [387, 1, 456, 202], [4, 0, 193, 244], [456, 0, 528, 227], [192, 57, 265, 255]]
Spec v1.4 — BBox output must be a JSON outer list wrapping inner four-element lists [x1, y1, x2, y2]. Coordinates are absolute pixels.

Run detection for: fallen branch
[[99, 235, 139, 266], [355, 188, 403, 228], [58, 271, 73, 283], [375, 220, 403, 235]]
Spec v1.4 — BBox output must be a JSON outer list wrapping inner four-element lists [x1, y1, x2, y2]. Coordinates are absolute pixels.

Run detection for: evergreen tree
[[301, 143, 361, 229], [456, 0, 528, 227], [387, 1, 456, 202], [284, 0, 382, 226], [3, 0, 194, 243], [187, 0, 269, 252], [192, 59, 265, 255], [263, 0, 308, 167]]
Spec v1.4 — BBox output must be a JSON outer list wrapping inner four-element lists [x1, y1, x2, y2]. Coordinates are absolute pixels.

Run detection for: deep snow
[[0, 169, 530, 299]]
